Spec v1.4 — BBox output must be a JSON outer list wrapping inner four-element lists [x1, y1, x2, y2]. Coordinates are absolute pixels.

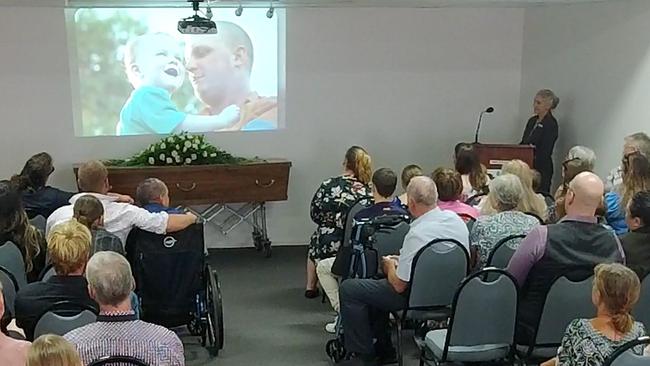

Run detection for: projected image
[[68, 8, 279, 136]]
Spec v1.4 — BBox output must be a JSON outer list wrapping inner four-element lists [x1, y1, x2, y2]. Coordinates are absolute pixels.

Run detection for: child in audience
[[397, 164, 423, 206], [27, 334, 82, 366], [73, 194, 125, 255], [541, 263, 646, 366], [117, 32, 240, 135]]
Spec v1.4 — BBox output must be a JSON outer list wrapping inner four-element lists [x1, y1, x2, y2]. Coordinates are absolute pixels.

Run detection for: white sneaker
[[325, 316, 338, 334]]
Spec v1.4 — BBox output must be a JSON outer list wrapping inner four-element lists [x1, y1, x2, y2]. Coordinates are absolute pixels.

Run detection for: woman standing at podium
[[520, 89, 560, 193]]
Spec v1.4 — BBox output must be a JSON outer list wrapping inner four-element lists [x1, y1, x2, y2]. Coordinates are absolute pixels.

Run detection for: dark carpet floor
[[181, 246, 422, 366]]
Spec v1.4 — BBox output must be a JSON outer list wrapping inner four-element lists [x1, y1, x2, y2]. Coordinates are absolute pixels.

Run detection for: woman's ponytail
[[345, 146, 372, 185]]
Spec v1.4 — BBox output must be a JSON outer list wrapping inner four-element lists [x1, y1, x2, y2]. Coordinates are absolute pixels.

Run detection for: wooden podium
[[472, 143, 534, 170]]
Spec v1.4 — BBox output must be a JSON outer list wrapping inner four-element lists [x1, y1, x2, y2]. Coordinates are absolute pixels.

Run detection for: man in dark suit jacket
[[15, 220, 97, 340], [621, 191, 650, 281]]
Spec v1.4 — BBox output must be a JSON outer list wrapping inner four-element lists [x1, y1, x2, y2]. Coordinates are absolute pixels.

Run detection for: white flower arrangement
[[108, 132, 249, 167]]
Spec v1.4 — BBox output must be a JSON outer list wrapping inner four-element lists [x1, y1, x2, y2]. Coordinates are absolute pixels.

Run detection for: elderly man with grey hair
[[64, 252, 184, 365], [338, 176, 468, 366], [470, 174, 541, 269], [136, 178, 184, 214]]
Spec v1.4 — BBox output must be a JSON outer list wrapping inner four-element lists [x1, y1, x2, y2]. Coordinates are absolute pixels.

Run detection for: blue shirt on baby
[[118, 86, 186, 136], [143, 203, 184, 215]]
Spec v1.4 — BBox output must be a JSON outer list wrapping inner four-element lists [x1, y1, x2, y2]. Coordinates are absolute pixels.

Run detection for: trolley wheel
[[252, 229, 263, 251], [263, 239, 272, 258], [326, 339, 346, 363], [206, 265, 224, 356]]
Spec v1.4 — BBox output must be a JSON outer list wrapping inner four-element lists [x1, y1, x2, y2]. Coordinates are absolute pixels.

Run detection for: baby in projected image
[[117, 32, 240, 135]]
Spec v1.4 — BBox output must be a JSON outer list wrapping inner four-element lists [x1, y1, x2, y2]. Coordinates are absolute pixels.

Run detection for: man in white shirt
[[47, 160, 197, 245], [338, 176, 468, 366]]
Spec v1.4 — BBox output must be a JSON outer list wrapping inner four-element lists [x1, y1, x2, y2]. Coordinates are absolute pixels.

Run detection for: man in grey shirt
[[338, 176, 469, 366]]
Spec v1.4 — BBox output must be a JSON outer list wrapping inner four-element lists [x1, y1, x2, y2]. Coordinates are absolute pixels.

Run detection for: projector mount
[[178, 0, 217, 35]]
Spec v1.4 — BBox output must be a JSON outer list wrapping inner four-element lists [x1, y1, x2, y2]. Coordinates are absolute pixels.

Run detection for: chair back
[[524, 212, 544, 224], [341, 198, 371, 248], [534, 276, 595, 346], [29, 215, 47, 234], [88, 356, 150, 366], [0, 267, 18, 316], [465, 194, 486, 207], [485, 234, 526, 278], [443, 268, 518, 360], [33, 301, 98, 339], [0, 241, 27, 290], [373, 221, 410, 257], [457, 213, 476, 232], [633, 275, 650, 329], [40, 265, 56, 282], [603, 336, 650, 366], [407, 239, 469, 311]]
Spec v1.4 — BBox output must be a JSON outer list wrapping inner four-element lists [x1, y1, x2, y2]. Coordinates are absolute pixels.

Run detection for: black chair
[[633, 274, 650, 329], [372, 219, 410, 258], [88, 355, 149, 366], [33, 300, 98, 339], [392, 238, 470, 366], [456, 213, 476, 232], [602, 336, 650, 366], [0, 241, 27, 290], [524, 212, 545, 224], [465, 194, 486, 207], [29, 215, 47, 234], [485, 234, 526, 278], [126, 223, 223, 356], [421, 268, 519, 365], [0, 266, 18, 317]]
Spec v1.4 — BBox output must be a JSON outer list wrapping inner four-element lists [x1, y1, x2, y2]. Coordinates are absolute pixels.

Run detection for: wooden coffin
[[77, 160, 291, 206]]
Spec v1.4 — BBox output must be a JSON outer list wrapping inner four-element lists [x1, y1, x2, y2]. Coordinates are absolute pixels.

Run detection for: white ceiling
[[0, 0, 613, 8]]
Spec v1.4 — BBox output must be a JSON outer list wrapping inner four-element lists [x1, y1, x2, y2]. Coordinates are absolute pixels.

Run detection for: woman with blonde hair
[[0, 180, 46, 282], [397, 164, 423, 206], [305, 146, 372, 298], [542, 263, 646, 366], [27, 334, 82, 366], [73, 194, 124, 255], [482, 160, 547, 221]]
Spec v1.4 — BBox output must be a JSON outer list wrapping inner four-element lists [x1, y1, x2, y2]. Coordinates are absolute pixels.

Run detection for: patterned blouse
[[308, 175, 371, 260], [469, 210, 540, 269], [558, 319, 646, 366]]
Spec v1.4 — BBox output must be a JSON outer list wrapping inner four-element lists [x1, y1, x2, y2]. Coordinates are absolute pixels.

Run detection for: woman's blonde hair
[[500, 160, 547, 220], [345, 146, 372, 185], [621, 151, 650, 212], [0, 180, 43, 272], [47, 219, 91, 276], [27, 334, 82, 366], [593, 263, 641, 334], [73, 195, 104, 230]]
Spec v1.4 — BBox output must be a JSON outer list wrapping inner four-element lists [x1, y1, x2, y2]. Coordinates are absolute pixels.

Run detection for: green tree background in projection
[[75, 9, 199, 136]]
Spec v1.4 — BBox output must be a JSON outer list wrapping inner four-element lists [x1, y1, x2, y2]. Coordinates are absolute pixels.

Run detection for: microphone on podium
[[474, 106, 495, 144]]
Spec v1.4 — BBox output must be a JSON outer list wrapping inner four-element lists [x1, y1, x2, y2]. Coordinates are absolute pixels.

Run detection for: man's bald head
[[565, 171, 605, 216], [186, 21, 254, 74]]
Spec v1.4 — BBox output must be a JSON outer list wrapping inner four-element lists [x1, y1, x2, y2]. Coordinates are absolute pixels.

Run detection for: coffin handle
[[255, 179, 276, 188], [175, 182, 197, 192]]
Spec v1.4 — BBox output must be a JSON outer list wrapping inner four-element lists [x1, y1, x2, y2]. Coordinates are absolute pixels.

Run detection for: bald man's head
[[565, 172, 605, 216]]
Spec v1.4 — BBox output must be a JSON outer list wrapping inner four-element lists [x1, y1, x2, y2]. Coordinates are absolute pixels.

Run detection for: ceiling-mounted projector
[[178, 0, 217, 35]]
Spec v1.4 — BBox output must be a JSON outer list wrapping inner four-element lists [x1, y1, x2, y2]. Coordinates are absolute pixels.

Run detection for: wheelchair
[[125, 223, 224, 356]]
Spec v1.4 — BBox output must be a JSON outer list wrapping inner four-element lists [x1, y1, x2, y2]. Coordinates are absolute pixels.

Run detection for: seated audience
[[339, 176, 468, 365], [542, 263, 646, 366], [306, 146, 372, 299], [64, 252, 184, 365], [317, 168, 407, 333], [431, 167, 479, 219], [469, 174, 540, 269], [605, 132, 650, 193], [605, 134, 650, 234], [0, 282, 31, 366], [46, 160, 197, 245], [0, 180, 47, 282], [482, 159, 547, 221], [10, 152, 75, 219], [15, 220, 97, 341], [73, 195, 124, 255], [135, 178, 183, 214], [621, 190, 650, 281], [508, 172, 625, 345], [551, 146, 597, 223], [454, 143, 490, 201], [27, 334, 82, 366], [397, 164, 423, 206]]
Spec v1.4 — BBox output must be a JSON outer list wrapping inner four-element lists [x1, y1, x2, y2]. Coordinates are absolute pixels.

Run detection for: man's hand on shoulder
[[107, 192, 134, 204]]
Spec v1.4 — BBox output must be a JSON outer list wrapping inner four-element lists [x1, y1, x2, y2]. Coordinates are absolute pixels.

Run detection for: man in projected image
[[185, 21, 278, 131], [116, 32, 241, 135]]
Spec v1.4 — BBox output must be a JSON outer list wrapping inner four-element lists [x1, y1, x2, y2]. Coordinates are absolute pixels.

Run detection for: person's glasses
[[562, 157, 580, 169]]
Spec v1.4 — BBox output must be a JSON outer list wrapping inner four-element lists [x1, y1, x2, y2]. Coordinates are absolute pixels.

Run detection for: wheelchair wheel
[[206, 264, 224, 356], [326, 339, 346, 363]]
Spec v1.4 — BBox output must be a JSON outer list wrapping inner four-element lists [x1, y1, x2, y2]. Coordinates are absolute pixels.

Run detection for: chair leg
[[396, 317, 403, 366]]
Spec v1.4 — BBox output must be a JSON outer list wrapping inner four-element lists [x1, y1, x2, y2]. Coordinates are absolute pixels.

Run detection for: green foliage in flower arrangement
[[105, 132, 251, 167]]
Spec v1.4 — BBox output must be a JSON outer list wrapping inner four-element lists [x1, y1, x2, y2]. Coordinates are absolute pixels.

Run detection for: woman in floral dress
[[304, 146, 372, 298]]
